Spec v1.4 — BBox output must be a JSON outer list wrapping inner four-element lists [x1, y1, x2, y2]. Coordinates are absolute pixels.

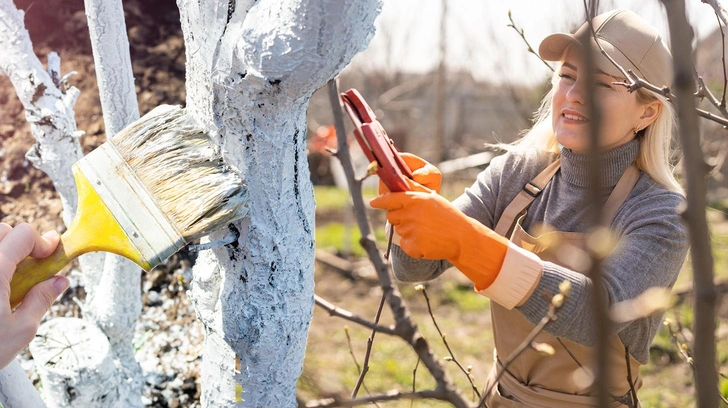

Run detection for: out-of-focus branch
[[582, 1, 611, 405], [704, 0, 728, 28], [326, 78, 469, 408], [314, 295, 397, 335], [305, 390, 448, 407], [661, 1, 719, 408], [711, 6, 727, 106], [477, 282, 571, 407]]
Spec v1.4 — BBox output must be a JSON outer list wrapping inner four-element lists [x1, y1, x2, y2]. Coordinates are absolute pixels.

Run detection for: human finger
[[0, 224, 59, 264], [399, 153, 429, 172], [0, 223, 11, 243], [13, 276, 69, 323], [405, 178, 433, 193], [370, 192, 408, 210]]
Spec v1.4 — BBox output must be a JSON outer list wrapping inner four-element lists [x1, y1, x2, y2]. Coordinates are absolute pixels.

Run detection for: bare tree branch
[[507, 10, 554, 72], [419, 286, 481, 400], [326, 78, 469, 408], [314, 295, 397, 335], [351, 294, 386, 398], [305, 390, 451, 407], [661, 1, 719, 407], [704, 0, 728, 28]]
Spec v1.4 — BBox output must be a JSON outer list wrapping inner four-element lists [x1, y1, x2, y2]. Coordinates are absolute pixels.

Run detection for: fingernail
[[43, 230, 60, 240], [53, 276, 70, 293]]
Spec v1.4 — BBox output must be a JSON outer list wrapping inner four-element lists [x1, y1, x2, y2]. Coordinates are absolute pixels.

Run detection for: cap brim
[[538, 33, 637, 80]]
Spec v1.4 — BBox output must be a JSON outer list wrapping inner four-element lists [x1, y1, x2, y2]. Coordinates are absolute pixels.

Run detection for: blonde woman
[[371, 9, 687, 407]]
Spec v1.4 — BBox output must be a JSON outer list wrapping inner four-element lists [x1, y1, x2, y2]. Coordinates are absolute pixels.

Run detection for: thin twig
[[476, 283, 571, 408], [327, 78, 469, 408], [507, 10, 554, 72], [478, 303, 557, 406], [314, 295, 397, 335], [351, 294, 386, 398], [344, 328, 379, 406], [696, 74, 728, 118], [420, 286, 481, 400], [305, 390, 450, 407], [410, 357, 420, 408], [625, 347, 639, 408], [714, 7, 727, 106]]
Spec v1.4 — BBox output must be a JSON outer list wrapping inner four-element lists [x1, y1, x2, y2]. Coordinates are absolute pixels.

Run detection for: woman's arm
[[388, 153, 508, 282]]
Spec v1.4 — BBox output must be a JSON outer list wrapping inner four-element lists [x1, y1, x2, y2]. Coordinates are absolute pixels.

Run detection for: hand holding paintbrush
[[9, 105, 248, 308]]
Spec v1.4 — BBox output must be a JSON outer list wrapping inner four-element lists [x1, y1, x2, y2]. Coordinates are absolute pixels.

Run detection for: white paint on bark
[[29, 318, 120, 407], [82, 1, 144, 406], [1, 0, 143, 405], [0, 360, 47, 408], [178, 0, 381, 405], [84, 0, 139, 136]]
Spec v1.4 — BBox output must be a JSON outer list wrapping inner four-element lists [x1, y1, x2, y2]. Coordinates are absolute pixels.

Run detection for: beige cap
[[539, 9, 673, 87]]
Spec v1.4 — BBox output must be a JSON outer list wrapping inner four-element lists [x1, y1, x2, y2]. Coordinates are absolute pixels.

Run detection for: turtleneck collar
[[559, 138, 639, 188]]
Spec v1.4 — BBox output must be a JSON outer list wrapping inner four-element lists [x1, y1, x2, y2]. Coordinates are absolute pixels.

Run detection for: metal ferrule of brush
[[76, 142, 186, 269]]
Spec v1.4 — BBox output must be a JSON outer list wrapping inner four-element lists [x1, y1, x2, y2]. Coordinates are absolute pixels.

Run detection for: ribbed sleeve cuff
[[477, 243, 543, 310]]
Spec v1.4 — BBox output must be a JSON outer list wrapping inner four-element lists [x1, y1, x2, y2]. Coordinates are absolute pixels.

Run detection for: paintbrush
[[9, 105, 247, 308]]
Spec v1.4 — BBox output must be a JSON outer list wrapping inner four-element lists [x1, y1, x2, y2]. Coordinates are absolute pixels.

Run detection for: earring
[[633, 126, 641, 136]]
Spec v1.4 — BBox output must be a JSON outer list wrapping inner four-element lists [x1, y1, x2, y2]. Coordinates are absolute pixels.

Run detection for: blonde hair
[[498, 71, 683, 195]]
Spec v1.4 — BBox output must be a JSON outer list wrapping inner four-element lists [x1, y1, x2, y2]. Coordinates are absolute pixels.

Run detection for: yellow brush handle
[[9, 167, 149, 308]]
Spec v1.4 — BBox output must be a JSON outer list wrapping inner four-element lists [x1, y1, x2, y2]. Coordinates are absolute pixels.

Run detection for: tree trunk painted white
[[81, 1, 144, 406], [29, 318, 120, 407], [0, 0, 141, 406], [0, 360, 46, 408], [177, 0, 381, 405]]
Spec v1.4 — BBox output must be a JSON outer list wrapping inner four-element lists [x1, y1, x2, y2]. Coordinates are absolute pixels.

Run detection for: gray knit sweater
[[390, 139, 688, 364]]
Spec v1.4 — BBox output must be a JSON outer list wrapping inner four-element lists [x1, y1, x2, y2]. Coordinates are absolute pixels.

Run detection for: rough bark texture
[[176, 0, 381, 405], [82, 0, 144, 405], [0, 0, 143, 405], [0, 1, 83, 403]]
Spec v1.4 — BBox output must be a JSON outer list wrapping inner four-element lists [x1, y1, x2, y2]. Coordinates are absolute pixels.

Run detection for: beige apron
[[484, 159, 642, 408]]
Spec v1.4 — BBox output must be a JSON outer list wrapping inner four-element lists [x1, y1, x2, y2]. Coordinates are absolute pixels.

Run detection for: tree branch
[[661, 1, 719, 407], [305, 390, 451, 407], [327, 78, 469, 408], [314, 295, 397, 335]]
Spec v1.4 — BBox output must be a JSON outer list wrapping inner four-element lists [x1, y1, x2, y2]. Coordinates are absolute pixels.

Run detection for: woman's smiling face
[[551, 46, 660, 153]]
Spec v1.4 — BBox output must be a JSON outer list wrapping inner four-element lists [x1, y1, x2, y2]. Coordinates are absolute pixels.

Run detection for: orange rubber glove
[[379, 153, 442, 195], [370, 182, 509, 290]]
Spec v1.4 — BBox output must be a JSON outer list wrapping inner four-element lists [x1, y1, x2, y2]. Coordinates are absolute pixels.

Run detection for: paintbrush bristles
[[110, 105, 247, 241]]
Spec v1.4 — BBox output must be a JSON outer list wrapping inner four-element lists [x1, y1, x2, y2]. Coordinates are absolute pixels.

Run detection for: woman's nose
[[565, 79, 587, 105]]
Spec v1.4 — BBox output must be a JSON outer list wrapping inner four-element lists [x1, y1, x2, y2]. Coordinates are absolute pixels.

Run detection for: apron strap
[[601, 165, 640, 225], [494, 159, 561, 237]]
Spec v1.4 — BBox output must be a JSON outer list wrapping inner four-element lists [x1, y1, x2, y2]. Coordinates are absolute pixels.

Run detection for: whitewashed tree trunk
[[0, 360, 46, 408], [177, 0, 381, 405], [0, 0, 142, 405], [0, 1, 82, 403], [80, 1, 144, 406], [29, 318, 119, 408]]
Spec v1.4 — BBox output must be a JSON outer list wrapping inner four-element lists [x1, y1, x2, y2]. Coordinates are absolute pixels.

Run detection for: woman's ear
[[639, 100, 662, 128]]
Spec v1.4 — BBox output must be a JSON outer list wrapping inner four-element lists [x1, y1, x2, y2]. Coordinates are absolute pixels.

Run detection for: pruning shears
[[340, 88, 413, 258]]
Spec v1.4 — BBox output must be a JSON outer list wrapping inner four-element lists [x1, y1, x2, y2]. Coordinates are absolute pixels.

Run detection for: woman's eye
[[597, 81, 612, 89], [559, 73, 575, 81]]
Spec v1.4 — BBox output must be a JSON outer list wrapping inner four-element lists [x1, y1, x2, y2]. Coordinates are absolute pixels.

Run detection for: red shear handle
[[340, 88, 413, 193]]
